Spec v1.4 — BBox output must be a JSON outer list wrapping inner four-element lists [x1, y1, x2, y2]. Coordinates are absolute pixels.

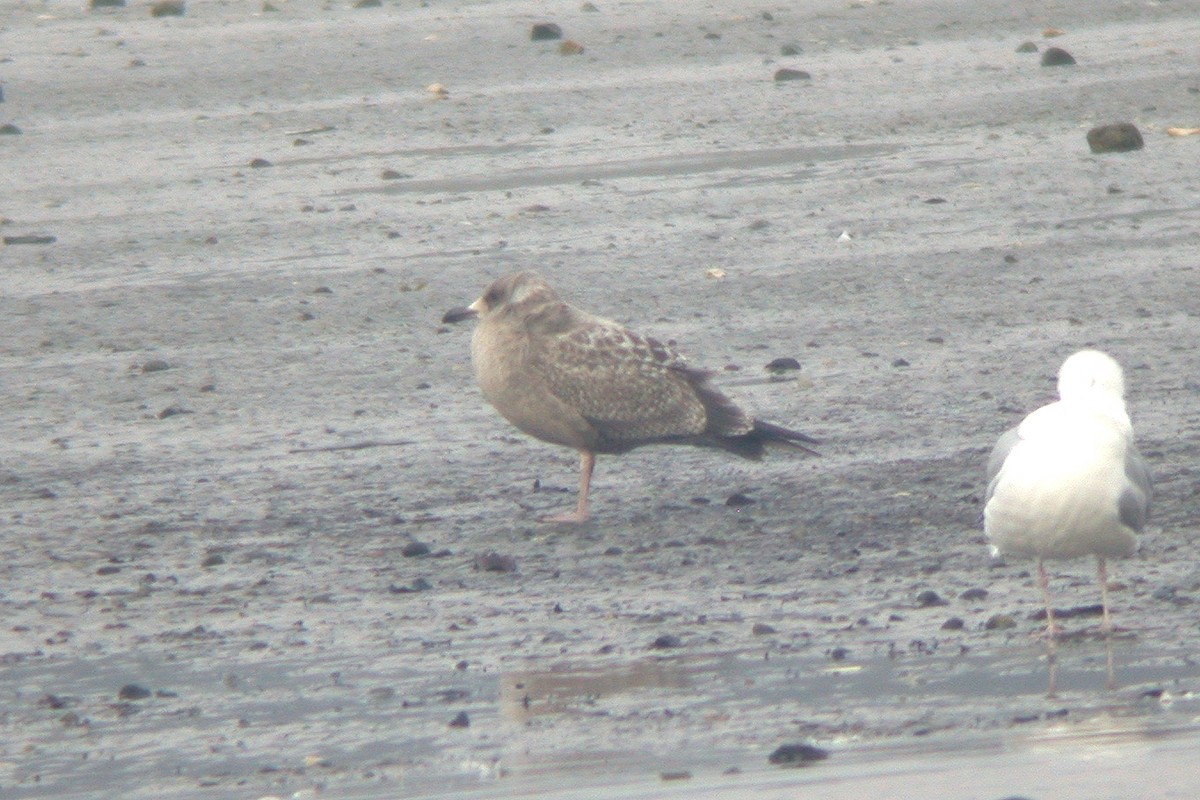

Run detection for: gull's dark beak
[[442, 305, 478, 324]]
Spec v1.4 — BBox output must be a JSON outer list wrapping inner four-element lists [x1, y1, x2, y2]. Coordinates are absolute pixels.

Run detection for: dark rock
[[531, 22, 563, 41], [660, 771, 692, 781], [248, 158, 272, 168], [157, 405, 191, 419], [1015, 41, 1038, 53], [581, 2, 599, 11], [0, 123, 21, 135], [1087, 123, 1144, 154], [1030, 603, 1102, 620], [923, 197, 946, 204], [916, 590, 948, 607], [118, 684, 152, 700], [650, 634, 683, 649], [780, 44, 801, 56], [354, 0, 381, 6], [774, 68, 811, 82], [201, 554, 224, 567], [959, 587, 988, 601], [725, 492, 755, 507], [97, 565, 121, 575], [90, 0, 126, 7], [751, 623, 776, 635], [559, 40, 585, 55], [828, 646, 849, 660], [149, 0, 185, 16], [768, 743, 829, 767], [381, 169, 411, 180], [1040, 47, 1075, 66], [402, 541, 431, 557], [3, 234, 54, 244], [892, 358, 910, 368], [141, 359, 170, 373], [474, 552, 517, 572], [941, 617, 965, 631], [765, 357, 801, 373], [448, 711, 469, 728]]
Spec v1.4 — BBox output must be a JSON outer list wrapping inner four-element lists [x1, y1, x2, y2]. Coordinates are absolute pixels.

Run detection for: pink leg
[[1037, 559, 1060, 640], [1097, 556, 1114, 634], [540, 450, 595, 523]]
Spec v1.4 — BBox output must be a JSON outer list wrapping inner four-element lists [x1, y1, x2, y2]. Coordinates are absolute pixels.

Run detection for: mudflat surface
[[3, 1, 1200, 798]]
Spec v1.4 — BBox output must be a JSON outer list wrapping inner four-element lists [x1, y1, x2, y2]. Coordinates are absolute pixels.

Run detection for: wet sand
[[3, 0, 1200, 797]]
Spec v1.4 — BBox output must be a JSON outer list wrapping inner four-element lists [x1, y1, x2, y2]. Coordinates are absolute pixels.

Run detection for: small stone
[[1042, 27, 1065, 37], [402, 541, 431, 557], [984, 613, 1016, 630], [381, 169, 411, 180], [1015, 41, 1038, 53], [780, 44, 801, 56], [149, 0, 185, 16], [0, 123, 21, 135], [892, 358, 910, 368], [765, 357, 801, 373], [916, 590, 948, 607], [201, 554, 224, 567], [774, 68, 811, 82], [262, 2, 278, 10], [1086, 123, 1143, 154], [3, 234, 54, 244], [531, 22, 563, 41], [725, 492, 755, 507], [660, 771, 692, 781], [960, 587, 988, 601], [580, 2, 599, 10], [1040, 47, 1075, 66], [157, 405, 191, 419], [141, 359, 170, 373], [448, 711, 469, 728], [650, 634, 683, 649], [90, 0, 126, 7], [118, 684, 152, 700], [249, 158, 272, 168], [768, 743, 829, 767], [474, 552, 517, 572], [941, 617, 965, 631], [828, 646, 849, 661], [751, 623, 777, 635], [559, 40, 584, 55], [354, 0, 381, 6]]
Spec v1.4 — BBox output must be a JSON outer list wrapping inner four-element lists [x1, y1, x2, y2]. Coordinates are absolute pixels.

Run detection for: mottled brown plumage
[[443, 271, 818, 522]]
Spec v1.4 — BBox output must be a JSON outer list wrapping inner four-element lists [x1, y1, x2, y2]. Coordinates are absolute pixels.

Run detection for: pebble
[[651, 634, 683, 649], [1040, 47, 1075, 66], [141, 359, 170, 373], [474, 552, 517, 572], [448, 711, 470, 728], [774, 68, 811, 82], [1086, 123, 1143, 153], [768, 743, 829, 767], [118, 684, 152, 700], [149, 0, 185, 16], [941, 617, 965, 630], [353, 0, 381, 6], [0, 123, 21, 135], [402, 541, 431, 557], [725, 492, 755, 507], [531, 22, 563, 41], [984, 613, 1016, 630], [559, 40, 585, 55], [660, 771, 692, 781], [780, 44, 801, 56], [90, 0, 126, 6], [157, 405, 191, 419], [960, 587, 988, 601], [202, 554, 224, 567], [1015, 41, 1038, 53], [916, 590, 948, 607], [751, 623, 776, 635], [765, 357, 801, 373], [3, 234, 54, 244], [249, 158, 272, 168]]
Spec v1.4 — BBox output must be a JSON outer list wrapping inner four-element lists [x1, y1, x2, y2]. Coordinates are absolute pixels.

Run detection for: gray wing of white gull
[[983, 426, 1020, 505], [1120, 447, 1152, 531]]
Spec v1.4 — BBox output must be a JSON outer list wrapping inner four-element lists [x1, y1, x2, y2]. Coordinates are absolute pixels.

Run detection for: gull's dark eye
[[484, 286, 504, 307]]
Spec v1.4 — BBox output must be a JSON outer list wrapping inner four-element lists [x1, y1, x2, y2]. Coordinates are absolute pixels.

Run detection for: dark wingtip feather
[[750, 419, 821, 455]]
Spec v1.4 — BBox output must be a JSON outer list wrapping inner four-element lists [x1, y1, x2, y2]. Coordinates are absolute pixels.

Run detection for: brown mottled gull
[[984, 349, 1152, 639], [443, 271, 819, 522]]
